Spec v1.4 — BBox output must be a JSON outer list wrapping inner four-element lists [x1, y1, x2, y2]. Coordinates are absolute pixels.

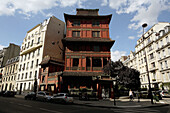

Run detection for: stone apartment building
[[0, 43, 20, 91], [121, 22, 170, 90], [1, 56, 19, 91], [16, 16, 65, 94]]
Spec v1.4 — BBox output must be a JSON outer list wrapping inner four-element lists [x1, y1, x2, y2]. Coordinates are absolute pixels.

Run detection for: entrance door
[[1, 84, 3, 91], [19, 83, 23, 94], [5, 84, 8, 91], [9, 83, 12, 91]]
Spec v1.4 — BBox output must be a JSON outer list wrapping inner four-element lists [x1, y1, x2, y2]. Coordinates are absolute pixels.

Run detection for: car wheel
[[61, 100, 66, 104]]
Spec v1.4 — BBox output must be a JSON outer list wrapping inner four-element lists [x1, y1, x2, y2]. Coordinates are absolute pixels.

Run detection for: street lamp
[[142, 23, 153, 104]]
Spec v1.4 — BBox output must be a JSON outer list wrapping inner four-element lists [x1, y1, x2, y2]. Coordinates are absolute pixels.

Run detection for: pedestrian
[[129, 89, 133, 101], [137, 92, 140, 102]]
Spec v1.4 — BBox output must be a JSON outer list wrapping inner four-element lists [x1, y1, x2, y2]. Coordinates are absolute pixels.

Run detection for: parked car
[[140, 91, 162, 100], [51, 93, 73, 104], [159, 90, 170, 98], [36, 91, 52, 102], [0, 91, 5, 96], [140, 91, 148, 99], [152, 91, 162, 100], [79, 88, 93, 100], [25, 92, 36, 100], [3, 91, 16, 97]]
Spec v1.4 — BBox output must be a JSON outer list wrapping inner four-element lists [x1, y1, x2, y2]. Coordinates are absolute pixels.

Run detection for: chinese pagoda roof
[[64, 13, 112, 24], [62, 37, 115, 43], [62, 37, 115, 47]]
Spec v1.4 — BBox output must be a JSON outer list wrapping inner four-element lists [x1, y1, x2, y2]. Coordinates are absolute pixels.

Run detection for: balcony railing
[[71, 67, 80, 70], [92, 67, 102, 71], [49, 71, 62, 76], [86, 67, 91, 71]]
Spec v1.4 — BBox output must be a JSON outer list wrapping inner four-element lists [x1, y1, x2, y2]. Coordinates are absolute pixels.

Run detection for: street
[[0, 97, 170, 113]]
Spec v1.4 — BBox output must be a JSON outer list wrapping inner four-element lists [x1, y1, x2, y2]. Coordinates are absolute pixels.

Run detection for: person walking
[[129, 89, 133, 101]]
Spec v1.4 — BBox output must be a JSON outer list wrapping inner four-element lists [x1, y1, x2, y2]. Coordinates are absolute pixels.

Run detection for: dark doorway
[[5, 84, 8, 91], [19, 83, 23, 94]]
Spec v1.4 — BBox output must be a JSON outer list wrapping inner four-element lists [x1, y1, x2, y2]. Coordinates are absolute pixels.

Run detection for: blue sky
[[0, 0, 169, 61]]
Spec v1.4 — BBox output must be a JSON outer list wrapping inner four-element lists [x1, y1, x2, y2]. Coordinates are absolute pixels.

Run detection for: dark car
[[3, 91, 16, 97], [25, 92, 36, 100], [0, 91, 5, 96]]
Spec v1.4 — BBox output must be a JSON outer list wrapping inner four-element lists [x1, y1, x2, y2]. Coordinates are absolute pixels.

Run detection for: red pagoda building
[[62, 9, 115, 99]]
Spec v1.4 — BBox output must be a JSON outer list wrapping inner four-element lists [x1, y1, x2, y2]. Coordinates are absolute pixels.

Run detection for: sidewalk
[[73, 97, 169, 108], [15, 95, 169, 108]]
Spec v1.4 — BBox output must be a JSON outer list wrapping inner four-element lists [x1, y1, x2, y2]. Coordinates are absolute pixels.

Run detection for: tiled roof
[[63, 71, 103, 76], [40, 55, 64, 66], [62, 38, 115, 43]]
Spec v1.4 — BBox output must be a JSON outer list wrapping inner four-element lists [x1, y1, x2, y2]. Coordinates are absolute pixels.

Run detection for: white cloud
[[111, 50, 127, 61], [0, 0, 86, 18], [107, 0, 170, 30], [101, 0, 108, 6], [0, 45, 5, 50], [60, 0, 86, 7], [128, 36, 135, 40]]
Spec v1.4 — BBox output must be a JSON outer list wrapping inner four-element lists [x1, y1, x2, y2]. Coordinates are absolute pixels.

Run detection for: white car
[[36, 91, 52, 101], [160, 90, 170, 98], [51, 93, 73, 104]]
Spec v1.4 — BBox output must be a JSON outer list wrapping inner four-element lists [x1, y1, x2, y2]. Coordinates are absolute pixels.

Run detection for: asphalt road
[[0, 97, 170, 113]]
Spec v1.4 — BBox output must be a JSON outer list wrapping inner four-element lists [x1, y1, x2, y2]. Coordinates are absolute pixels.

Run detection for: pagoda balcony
[[92, 67, 102, 71]]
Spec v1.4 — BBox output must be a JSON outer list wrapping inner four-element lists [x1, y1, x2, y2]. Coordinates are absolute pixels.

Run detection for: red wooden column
[[79, 57, 82, 70], [90, 57, 93, 71], [45, 67, 49, 91], [98, 84, 102, 99], [110, 83, 114, 99], [58, 76, 62, 93], [70, 58, 73, 70], [85, 57, 87, 71], [101, 58, 103, 68]]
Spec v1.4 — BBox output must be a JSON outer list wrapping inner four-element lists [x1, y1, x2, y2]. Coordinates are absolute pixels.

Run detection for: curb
[[73, 102, 169, 108]]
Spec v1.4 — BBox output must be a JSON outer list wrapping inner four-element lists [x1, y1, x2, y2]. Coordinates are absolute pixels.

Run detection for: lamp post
[[113, 80, 116, 106], [34, 77, 37, 94], [142, 23, 153, 104]]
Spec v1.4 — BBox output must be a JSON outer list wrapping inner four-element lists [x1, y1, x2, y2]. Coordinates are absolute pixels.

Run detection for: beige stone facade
[[2, 56, 19, 91], [121, 22, 170, 90], [0, 43, 20, 91], [16, 16, 65, 94]]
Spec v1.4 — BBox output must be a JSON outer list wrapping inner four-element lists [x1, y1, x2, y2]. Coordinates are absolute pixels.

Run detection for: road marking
[[39, 108, 62, 113], [18, 103, 22, 106], [17, 103, 32, 108], [23, 104, 32, 107], [117, 105, 142, 108]]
